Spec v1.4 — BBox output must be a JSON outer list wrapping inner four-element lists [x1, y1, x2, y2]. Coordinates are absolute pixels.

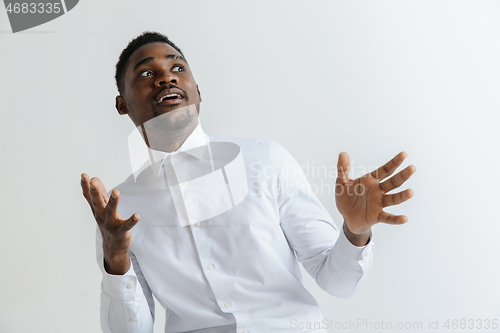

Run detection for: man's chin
[[153, 103, 185, 117], [142, 104, 198, 138]]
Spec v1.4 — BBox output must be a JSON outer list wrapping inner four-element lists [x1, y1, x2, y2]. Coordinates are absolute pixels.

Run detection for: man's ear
[[196, 85, 202, 103], [115, 95, 129, 115]]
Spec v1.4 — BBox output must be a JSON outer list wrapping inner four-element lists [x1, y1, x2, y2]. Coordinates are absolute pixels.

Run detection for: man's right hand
[[81, 173, 140, 275]]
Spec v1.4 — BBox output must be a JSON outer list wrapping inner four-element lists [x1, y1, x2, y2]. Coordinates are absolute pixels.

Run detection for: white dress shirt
[[96, 123, 374, 333]]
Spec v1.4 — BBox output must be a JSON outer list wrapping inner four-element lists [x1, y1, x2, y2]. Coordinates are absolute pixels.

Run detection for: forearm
[[96, 229, 154, 333], [313, 224, 373, 299]]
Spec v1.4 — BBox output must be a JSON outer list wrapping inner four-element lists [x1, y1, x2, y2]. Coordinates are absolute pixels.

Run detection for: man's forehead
[[127, 42, 183, 71], [132, 42, 181, 59]]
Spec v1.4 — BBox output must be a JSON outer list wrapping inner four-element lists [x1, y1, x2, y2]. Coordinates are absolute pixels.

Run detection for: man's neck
[[141, 120, 198, 153]]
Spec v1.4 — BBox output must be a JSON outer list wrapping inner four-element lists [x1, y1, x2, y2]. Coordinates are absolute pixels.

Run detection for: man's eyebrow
[[166, 54, 187, 63], [133, 54, 187, 72], [133, 57, 153, 71]]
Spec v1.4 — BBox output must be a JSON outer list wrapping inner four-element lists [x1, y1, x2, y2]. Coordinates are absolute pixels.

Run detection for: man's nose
[[155, 71, 178, 87]]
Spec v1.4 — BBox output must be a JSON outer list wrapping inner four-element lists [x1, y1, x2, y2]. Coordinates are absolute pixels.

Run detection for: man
[[81, 32, 415, 333]]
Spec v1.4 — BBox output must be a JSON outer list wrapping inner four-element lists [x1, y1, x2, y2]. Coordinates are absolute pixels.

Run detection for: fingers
[[121, 213, 140, 232], [371, 151, 407, 180], [104, 189, 120, 219], [88, 177, 108, 221], [382, 188, 414, 207], [90, 177, 109, 205], [105, 189, 140, 230], [378, 211, 408, 224], [379, 165, 416, 192], [81, 174, 140, 234], [336, 152, 351, 184], [81, 173, 92, 206]]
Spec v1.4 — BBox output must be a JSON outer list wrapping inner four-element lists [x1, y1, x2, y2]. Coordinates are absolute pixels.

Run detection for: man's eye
[[140, 70, 152, 77], [172, 65, 184, 72]]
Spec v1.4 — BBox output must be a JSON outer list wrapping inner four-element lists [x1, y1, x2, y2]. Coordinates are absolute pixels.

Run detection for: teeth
[[160, 93, 182, 102]]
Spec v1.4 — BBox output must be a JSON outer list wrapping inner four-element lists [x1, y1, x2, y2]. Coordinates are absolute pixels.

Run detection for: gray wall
[[1, 1, 499, 332]]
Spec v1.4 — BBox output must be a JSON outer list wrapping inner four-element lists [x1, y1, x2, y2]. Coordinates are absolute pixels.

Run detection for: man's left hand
[[335, 152, 416, 246]]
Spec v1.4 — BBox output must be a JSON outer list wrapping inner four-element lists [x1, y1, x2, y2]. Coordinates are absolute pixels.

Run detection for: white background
[[1, 1, 499, 332]]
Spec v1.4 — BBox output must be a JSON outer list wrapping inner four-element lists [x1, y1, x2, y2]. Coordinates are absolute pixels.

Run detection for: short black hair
[[115, 31, 185, 95]]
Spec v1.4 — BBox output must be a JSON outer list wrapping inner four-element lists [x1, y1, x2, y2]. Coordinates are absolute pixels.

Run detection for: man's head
[[114, 31, 201, 132]]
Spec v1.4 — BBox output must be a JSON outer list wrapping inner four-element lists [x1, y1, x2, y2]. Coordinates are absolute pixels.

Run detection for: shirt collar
[[128, 121, 209, 180], [151, 122, 209, 176]]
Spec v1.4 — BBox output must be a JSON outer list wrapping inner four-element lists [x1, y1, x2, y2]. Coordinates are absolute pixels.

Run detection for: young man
[[81, 32, 416, 333]]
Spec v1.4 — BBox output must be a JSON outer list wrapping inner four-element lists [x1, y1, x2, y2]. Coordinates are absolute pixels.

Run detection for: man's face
[[116, 42, 201, 129]]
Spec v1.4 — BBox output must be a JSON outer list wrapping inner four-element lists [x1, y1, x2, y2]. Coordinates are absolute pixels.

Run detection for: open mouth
[[157, 93, 184, 105]]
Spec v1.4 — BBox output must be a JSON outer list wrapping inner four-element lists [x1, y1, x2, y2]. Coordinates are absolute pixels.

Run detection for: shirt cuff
[[336, 224, 374, 268], [101, 260, 140, 302]]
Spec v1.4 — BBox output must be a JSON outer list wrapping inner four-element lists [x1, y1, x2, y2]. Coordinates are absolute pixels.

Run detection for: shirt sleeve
[[96, 226, 155, 333], [273, 142, 374, 299]]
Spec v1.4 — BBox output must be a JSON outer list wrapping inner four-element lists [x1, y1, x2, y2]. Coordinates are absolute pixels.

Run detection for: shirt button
[[126, 284, 133, 289], [128, 317, 135, 322], [194, 222, 200, 227], [207, 264, 214, 270], [182, 181, 189, 187], [224, 302, 231, 308]]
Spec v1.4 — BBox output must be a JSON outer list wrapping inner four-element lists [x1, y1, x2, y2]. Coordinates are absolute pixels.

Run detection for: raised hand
[[335, 152, 416, 245], [81, 173, 140, 275]]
